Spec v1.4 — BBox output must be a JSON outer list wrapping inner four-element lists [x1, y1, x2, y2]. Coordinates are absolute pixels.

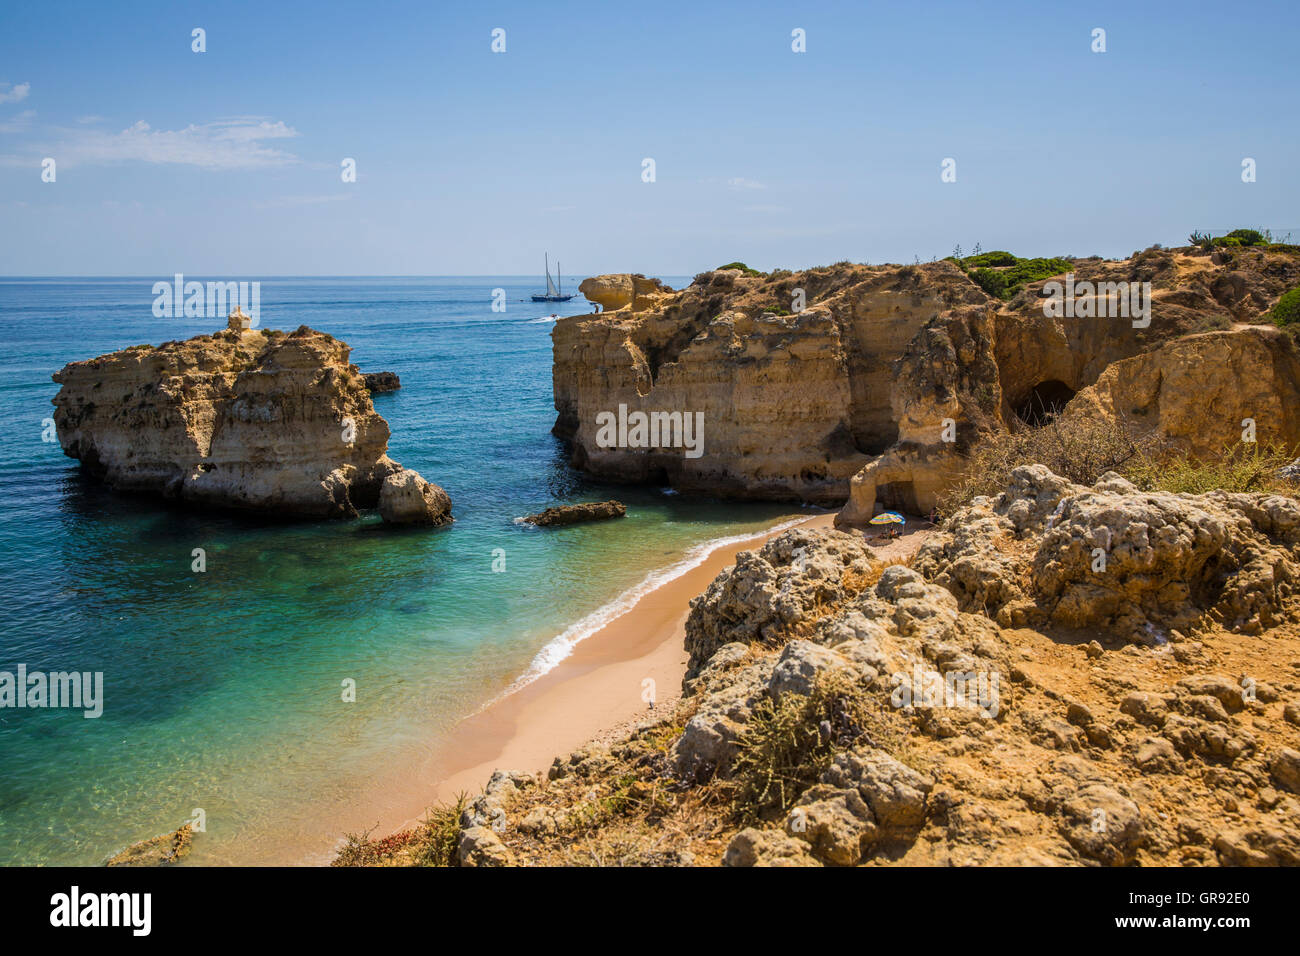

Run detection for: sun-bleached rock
[[722, 827, 820, 867], [840, 306, 1002, 524], [682, 528, 877, 678], [556, 263, 988, 504], [561, 249, 1300, 513], [913, 464, 1300, 637]]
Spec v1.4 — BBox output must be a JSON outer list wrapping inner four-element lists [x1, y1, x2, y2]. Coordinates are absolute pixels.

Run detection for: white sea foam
[[484, 514, 817, 706]]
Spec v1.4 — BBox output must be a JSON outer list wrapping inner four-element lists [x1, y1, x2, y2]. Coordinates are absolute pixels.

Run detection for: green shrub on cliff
[[1221, 228, 1267, 247], [1126, 443, 1297, 495], [968, 256, 1073, 300], [716, 261, 764, 277], [961, 250, 1018, 269], [728, 670, 894, 821], [1271, 286, 1300, 327]]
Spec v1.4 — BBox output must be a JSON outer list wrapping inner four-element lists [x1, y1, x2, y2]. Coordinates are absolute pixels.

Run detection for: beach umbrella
[[868, 511, 906, 525]]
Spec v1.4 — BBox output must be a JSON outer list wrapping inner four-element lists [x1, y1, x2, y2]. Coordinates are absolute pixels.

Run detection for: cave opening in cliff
[[875, 480, 919, 515], [1016, 380, 1077, 427]]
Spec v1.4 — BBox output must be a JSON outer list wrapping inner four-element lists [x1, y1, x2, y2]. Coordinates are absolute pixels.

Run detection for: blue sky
[[1, 0, 1296, 275]]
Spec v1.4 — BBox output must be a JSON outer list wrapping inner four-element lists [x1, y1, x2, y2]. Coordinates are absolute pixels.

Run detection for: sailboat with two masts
[[531, 253, 574, 302]]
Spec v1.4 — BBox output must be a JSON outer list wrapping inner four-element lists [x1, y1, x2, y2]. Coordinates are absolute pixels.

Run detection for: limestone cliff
[[842, 246, 1300, 523], [556, 246, 1300, 519], [1060, 325, 1300, 457], [552, 263, 987, 505], [51, 317, 447, 520]]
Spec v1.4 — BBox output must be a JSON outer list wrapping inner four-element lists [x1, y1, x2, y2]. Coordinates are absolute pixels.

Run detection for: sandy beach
[[415, 511, 839, 806], [214, 510, 931, 865]]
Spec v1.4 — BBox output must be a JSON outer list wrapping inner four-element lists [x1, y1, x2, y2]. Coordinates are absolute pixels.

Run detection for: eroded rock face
[[1061, 326, 1300, 457], [378, 470, 453, 526], [370, 466, 1300, 867], [554, 263, 987, 504], [51, 323, 417, 518], [577, 274, 672, 313], [556, 246, 1300, 513], [682, 527, 879, 678], [684, 475, 1300, 867], [913, 465, 1300, 637], [839, 306, 1003, 524]]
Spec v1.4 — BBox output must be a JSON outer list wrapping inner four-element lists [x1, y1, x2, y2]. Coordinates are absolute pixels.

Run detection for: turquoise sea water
[[0, 277, 807, 865]]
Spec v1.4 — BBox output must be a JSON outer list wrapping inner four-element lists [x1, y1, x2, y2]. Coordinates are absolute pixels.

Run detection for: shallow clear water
[[0, 277, 804, 865]]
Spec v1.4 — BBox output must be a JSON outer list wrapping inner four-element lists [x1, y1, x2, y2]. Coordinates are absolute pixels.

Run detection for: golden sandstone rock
[[576, 274, 671, 313], [1061, 325, 1300, 457], [51, 320, 449, 522], [555, 247, 1300, 521]]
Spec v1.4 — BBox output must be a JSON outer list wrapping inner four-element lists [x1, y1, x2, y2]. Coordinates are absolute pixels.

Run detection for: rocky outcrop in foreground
[[51, 315, 449, 522], [358, 465, 1300, 867], [522, 500, 626, 526]]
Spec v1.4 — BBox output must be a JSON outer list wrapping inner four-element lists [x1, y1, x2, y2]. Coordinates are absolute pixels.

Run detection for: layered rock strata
[[51, 317, 448, 521], [554, 247, 1300, 518]]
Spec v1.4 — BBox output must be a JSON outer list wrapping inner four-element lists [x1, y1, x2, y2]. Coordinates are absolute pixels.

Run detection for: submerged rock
[[521, 500, 626, 526], [105, 824, 193, 866]]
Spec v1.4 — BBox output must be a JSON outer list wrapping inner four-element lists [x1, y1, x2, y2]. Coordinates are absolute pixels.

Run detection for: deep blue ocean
[[0, 277, 809, 864]]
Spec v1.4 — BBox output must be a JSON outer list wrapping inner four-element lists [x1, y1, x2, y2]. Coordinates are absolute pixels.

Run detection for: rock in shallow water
[[379, 470, 452, 526], [105, 824, 193, 866], [363, 371, 401, 393], [49, 321, 442, 519], [521, 500, 626, 526]]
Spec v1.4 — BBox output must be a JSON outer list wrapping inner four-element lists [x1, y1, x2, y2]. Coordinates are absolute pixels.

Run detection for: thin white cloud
[[0, 117, 301, 170], [60, 117, 300, 169], [727, 177, 767, 191], [0, 82, 30, 104], [0, 109, 35, 133]]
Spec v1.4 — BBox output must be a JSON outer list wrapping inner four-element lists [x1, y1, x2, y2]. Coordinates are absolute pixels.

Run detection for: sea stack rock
[[522, 500, 626, 526], [363, 371, 401, 393], [50, 315, 442, 519], [378, 469, 453, 526]]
